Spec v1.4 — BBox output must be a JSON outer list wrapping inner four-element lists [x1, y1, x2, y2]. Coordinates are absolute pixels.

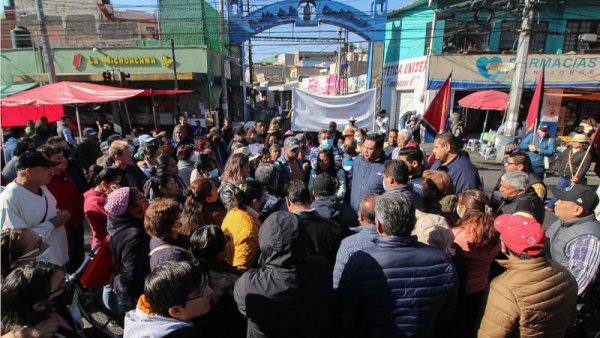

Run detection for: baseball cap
[[284, 137, 300, 151], [552, 184, 599, 213], [83, 127, 97, 137], [16, 151, 61, 170], [538, 125, 549, 131], [294, 133, 307, 143], [137, 134, 156, 144], [494, 214, 545, 256]]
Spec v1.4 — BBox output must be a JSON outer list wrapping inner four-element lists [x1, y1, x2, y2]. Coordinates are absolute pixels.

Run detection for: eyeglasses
[[186, 283, 209, 302], [18, 235, 44, 260], [505, 161, 517, 165]]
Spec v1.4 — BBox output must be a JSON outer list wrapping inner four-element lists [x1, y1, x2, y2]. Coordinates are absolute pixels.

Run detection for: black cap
[[552, 184, 599, 213], [16, 151, 60, 170], [539, 125, 549, 131]]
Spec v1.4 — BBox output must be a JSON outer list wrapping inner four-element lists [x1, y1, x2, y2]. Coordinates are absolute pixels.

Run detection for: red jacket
[[83, 189, 108, 249], [47, 174, 84, 233]]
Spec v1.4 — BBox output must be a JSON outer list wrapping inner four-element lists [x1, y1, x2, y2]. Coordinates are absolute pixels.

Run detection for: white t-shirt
[[0, 182, 69, 266], [376, 116, 389, 134]]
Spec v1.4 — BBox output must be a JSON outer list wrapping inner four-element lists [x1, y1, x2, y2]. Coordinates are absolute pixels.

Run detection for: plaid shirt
[[566, 234, 600, 296]]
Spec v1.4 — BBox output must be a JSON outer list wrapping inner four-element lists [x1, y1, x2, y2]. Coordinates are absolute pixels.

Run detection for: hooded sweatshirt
[[124, 295, 193, 338], [310, 196, 358, 238], [234, 211, 335, 338]]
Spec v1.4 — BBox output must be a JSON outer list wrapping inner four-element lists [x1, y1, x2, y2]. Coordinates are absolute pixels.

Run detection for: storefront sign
[[382, 56, 427, 90], [429, 54, 600, 89], [72, 53, 171, 70]]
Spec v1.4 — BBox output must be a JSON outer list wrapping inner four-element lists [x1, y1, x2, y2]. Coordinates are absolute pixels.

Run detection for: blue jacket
[[332, 225, 378, 289], [337, 236, 457, 338], [350, 153, 388, 211], [430, 151, 481, 195], [519, 132, 556, 168]]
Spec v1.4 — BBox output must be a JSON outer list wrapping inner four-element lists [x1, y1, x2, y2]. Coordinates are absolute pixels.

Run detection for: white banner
[[291, 88, 376, 132]]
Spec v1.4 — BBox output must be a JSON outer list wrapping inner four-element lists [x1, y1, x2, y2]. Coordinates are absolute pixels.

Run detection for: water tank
[[10, 26, 32, 48]]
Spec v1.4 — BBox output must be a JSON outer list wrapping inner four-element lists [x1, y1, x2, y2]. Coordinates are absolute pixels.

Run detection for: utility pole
[[171, 39, 181, 115], [219, 0, 228, 125], [247, 0, 254, 88], [336, 29, 342, 95], [504, 0, 534, 137], [35, 0, 57, 83]]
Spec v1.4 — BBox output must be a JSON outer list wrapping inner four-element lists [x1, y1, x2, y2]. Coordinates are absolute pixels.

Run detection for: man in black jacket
[[498, 171, 545, 224], [310, 173, 358, 238], [234, 211, 334, 338], [285, 180, 341, 265]]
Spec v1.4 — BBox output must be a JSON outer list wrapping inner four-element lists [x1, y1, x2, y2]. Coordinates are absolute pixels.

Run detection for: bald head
[[359, 194, 377, 225]]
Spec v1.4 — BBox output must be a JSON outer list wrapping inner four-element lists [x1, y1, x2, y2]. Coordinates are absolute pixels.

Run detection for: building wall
[[385, 5, 433, 63]]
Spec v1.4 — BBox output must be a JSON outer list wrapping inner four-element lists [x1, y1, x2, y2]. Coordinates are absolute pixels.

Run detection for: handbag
[[79, 236, 114, 289]]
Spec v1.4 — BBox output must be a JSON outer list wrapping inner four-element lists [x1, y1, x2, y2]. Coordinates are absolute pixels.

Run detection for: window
[[146, 26, 155, 32], [424, 21, 432, 55], [499, 20, 547, 52], [564, 20, 600, 52], [442, 20, 491, 53]]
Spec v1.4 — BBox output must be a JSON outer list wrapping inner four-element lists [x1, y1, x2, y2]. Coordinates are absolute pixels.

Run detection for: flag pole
[[574, 130, 597, 179], [530, 118, 538, 145]]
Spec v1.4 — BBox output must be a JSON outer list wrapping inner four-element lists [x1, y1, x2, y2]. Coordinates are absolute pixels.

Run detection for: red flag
[[423, 73, 451, 133], [526, 66, 545, 132]]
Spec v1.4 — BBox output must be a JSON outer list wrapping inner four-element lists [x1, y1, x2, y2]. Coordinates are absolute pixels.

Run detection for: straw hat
[[572, 134, 588, 143]]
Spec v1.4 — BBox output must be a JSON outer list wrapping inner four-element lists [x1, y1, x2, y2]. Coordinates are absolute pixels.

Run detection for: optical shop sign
[[428, 55, 600, 88], [383, 56, 428, 90]]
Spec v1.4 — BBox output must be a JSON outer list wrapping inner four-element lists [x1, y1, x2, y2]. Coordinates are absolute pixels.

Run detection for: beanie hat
[[105, 187, 131, 216]]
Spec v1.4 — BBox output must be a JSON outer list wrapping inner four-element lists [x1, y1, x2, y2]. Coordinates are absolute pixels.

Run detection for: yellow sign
[[162, 55, 173, 67], [103, 55, 157, 65]]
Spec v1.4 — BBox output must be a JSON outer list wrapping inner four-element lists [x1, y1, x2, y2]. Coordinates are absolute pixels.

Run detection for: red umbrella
[[458, 90, 509, 111]]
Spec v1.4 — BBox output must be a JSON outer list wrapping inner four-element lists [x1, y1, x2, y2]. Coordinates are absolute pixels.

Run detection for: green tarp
[[0, 83, 39, 98]]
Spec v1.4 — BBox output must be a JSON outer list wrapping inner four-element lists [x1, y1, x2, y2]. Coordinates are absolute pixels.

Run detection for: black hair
[[285, 180, 310, 205], [37, 144, 63, 158], [383, 160, 409, 185], [398, 147, 424, 165], [87, 165, 121, 187], [230, 180, 264, 209], [141, 142, 160, 160], [365, 133, 384, 149], [45, 136, 65, 146], [316, 148, 337, 177], [133, 127, 146, 137], [190, 225, 227, 269], [144, 261, 204, 318], [389, 128, 398, 134], [13, 137, 35, 157], [1, 261, 62, 331], [508, 152, 533, 172], [150, 154, 175, 177], [149, 172, 175, 199], [313, 173, 338, 198], [195, 153, 217, 173], [435, 133, 463, 151], [1, 229, 28, 278]]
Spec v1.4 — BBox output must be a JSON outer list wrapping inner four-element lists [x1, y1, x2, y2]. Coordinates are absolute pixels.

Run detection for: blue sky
[[112, 0, 413, 60]]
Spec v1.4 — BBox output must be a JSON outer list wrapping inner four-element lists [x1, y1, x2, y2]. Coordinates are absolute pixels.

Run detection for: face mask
[[354, 137, 362, 143], [209, 168, 219, 178], [190, 152, 199, 163], [342, 158, 353, 171], [36, 248, 52, 262], [456, 205, 463, 219], [321, 139, 332, 149]]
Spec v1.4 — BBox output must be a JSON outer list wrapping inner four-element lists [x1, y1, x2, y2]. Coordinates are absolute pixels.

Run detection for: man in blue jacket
[[337, 192, 457, 338], [519, 124, 556, 180], [431, 133, 481, 194], [350, 133, 388, 211]]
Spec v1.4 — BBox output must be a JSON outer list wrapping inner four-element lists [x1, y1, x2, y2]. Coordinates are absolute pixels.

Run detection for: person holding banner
[[518, 125, 556, 180], [545, 134, 592, 212]]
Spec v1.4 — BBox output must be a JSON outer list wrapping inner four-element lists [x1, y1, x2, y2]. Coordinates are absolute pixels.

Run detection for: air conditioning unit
[[579, 33, 598, 42]]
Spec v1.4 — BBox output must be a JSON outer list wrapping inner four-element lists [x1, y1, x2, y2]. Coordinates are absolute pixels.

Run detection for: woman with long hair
[[308, 149, 347, 200], [220, 180, 264, 271], [190, 153, 220, 184], [453, 190, 500, 338], [84, 165, 121, 249], [180, 178, 227, 237], [218, 153, 250, 211]]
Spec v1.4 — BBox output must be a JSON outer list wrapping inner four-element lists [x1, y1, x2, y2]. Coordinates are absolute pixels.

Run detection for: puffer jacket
[[221, 207, 261, 271], [337, 235, 457, 338], [478, 257, 578, 338], [233, 211, 334, 338], [332, 225, 378, 289], [311, 196, 359, 238], [350, 153, 388, 211]]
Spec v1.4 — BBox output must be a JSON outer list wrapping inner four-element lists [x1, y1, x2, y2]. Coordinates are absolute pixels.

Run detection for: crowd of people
[[0, 112, 599, 338]]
